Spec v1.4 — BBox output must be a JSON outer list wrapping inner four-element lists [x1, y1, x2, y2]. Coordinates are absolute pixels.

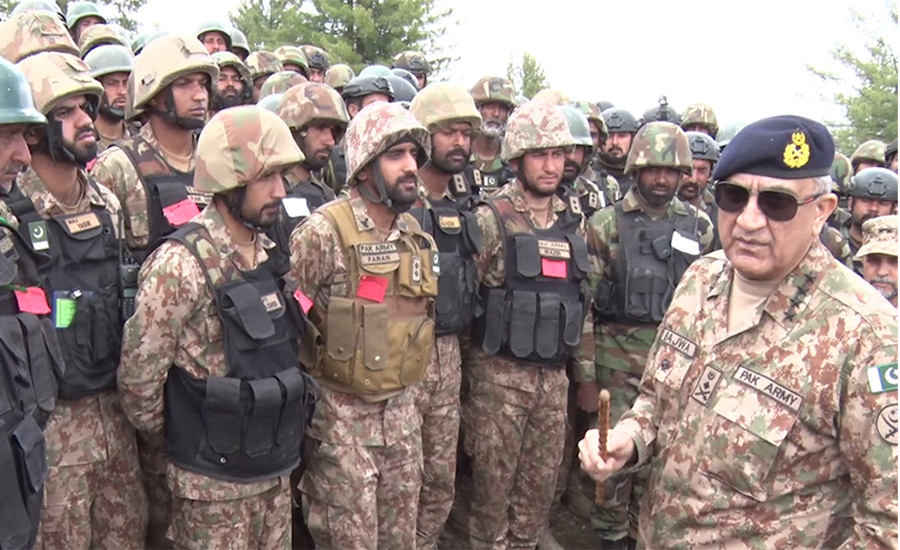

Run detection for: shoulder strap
[[483, 196, 510, 243], [165, 223, 244, 293]]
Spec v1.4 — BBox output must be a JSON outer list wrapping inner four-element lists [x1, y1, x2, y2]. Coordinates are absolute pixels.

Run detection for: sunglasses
[[714, 182, 826, 222]]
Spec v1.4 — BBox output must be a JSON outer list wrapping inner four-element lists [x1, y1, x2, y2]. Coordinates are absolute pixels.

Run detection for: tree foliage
[[807, 2, 898, 153], [0, 0, 145, 31], [230, 0, 456, 75], [506, 51, 550, 100]]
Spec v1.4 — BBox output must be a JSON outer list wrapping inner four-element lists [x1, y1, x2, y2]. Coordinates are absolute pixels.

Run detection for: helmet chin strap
[[148, 87, 206, 131], [222, 188, 269, 233]]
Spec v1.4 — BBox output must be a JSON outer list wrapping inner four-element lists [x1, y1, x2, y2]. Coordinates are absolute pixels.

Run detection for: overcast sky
[[133, 0, 894, 132]]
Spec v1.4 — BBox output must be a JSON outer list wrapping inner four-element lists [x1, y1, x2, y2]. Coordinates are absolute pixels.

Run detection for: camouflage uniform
[[291, 102, 437, 550], [616, 242, 898, 548], [851, 140, 887, 173], [83, 44, 135, 152], [464, 101, 594, 550], [819, 225, 853, 268], [273, 45, 310, 78], [586, 122, 715, 543], [469, 76, 518, 195], [119, 107, 309, 550]]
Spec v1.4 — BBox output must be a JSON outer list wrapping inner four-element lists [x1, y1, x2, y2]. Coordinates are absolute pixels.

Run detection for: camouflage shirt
[[119, 204, 284, 500], [820, 225, 854, 269], [582, 164, 621, 205], [16, 167, 133, 467], [616, 242, 898, 549], [469, 179, 595, 390], [288, 192, 420, 447], [584, 187, 715, 380], [96, 119, 133, 153], [840, 219, 864, 275], [91, 122, 197, 250]]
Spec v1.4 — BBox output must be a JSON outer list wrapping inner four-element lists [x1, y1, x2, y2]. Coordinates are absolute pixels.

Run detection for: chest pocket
[[651, 340, 697, 448], [699, 377, 798, 502]]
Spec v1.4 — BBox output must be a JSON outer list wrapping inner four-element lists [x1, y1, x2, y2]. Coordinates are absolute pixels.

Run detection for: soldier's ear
[[357, 166, 369, 182], [24, 127, 42, 146], [348, 104, 359, 118], [509, 158, 520, 173]]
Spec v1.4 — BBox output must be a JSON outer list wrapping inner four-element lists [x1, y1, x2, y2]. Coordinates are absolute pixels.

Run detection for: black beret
[[713, 115, 835, 181]]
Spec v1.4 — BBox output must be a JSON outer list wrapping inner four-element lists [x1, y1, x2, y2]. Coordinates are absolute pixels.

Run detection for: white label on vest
[[283, 197, 310, 218], [672, 231, 700, 256], [538, 239, 571, 259], [357, 242, 400, 266], [439, 215, 461, 229], [261, 291, 283, 313], [64, 213, 101, 234]]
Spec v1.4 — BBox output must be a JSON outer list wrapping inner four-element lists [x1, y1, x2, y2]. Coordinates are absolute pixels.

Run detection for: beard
[[481, 118, 505, 139], [64, 127, 99, 165], [386, 172, 419, 212], [637, 178, 677, 207], [302, 145, 333, 171], [431, 146, 468, 174], [211, 88, 243, 110], [520, 171, 559, 198], [872, 276, 899, 303], [242, 199, 282, 229], [562, 159, 581, 184], [853, 210, 880, 229]]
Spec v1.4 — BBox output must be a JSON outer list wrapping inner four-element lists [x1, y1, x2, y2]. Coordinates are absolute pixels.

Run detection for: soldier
[[290, 101, 438, 549], [585, 121, 715, 549], [407, 83, 482, 550], [393, 50, 429, 89], [300, 45, 330, 83], [64, 0, 105, 43], [680, 102, 719, 137], [639, 96, 681, 127], [469, 76, 518, 194], [597, 107, 640, 196], [266, 82, 347, 275], [680, 130, 720, 247], [246, 51, 284, 103], [194, 20, 232, 54], [571, 100, 621, 206], [851, 139, 887, 174], [83, 44, 134, 151], [13, 50, 146, 550], [229, 27, 250, 61], [464, 101, 592, 550], [0, 10, 80, 64], [119, 106, 317, 550], [259, 71, 308, 100], [274, 45, 310, 78], [90, 34, 217, 548], [210, 51, 253, 116], [841, 167, 898, 273], [829, 152, 853, 224], [0, 58, 46, 198], [886, 139, 898, 173], [76, 23, 127, 57], [579, 115, 898, 549], [559, 105, 608, 218], [324, 63, 355, 94], [856, 215, 898, 307]]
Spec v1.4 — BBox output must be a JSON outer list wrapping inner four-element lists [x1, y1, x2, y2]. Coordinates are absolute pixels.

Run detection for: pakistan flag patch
[[867, 363, 898, 394]]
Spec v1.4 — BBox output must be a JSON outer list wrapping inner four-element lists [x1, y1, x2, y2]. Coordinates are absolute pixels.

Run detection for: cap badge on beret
[[783, 131, 810, 169]]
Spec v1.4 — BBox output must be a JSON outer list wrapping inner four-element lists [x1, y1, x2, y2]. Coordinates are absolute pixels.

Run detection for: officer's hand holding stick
[[594, 390, 610, 504], [578, 415, 635, 484]]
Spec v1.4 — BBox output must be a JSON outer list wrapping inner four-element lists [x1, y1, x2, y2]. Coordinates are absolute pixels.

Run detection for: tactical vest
[[0, 220, 64, 550], [594, 200, 700, 325], [265, 176, 336, 277], [409, 176, 482, 336], [471, 196, 589, 367], [7, 183, 122, 401], [476, 164, 515, 197], [163, 224, 318, 483], [560, 177, 605, 219], [309, 198, 437, 402], [116, 135, 211, 263], [326, 144, 347, 195]]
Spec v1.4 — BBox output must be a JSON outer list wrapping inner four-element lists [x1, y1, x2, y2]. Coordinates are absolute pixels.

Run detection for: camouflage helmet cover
[[410, 82, 481, 133], [65, 1, 105, 30], [0, 56, 47, 126], [273, 45, 309, 75], [830, 152, 852, 193], [77, 23, 128, 57], [83, 43, 134, 79], [131, 28, 168, 55], [570, 100, 609, 138], [684, 131, 720, 162], [851, 139, 887, 167], [194, 105, 304, 194], [211, 50, 251, 83], [680, 102, 719, 136], [259, 70, 308, 99], [886, 138, 898, 164], [501, 100, 577, 162], [344, 101, 430, 185], [469, 76, 516, 109], [392, 50, 429, 74], [299, 45, 329, 70], [245, 51, 283, 81], [0, 11, 80, 63], [532, 89, 571, 106], [131, 35, 218, 110], [275, 82, 349, 138], [324, 63, 355, 89], [16, 51, 103, 114], [624, 121, 693, 175]]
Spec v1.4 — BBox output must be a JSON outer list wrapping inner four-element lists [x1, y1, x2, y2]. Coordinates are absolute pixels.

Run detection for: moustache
[[445, 147, 468, 159], [76, 128, 97, 140], [1, 163, 25, 176], [607, 146, 623, 154], [395, 173, 418, 185], [872, 276, 897, 285], [563, 159, 580, 172]]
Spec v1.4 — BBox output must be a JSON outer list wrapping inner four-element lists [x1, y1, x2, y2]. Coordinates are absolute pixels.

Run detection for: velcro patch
[[867, 363, 898, 394], [734, 365, 802, 413], [438, 216, 461, 229], [64, 213, 100, 234], [260, 292, 282, 313], [357, 242, 400, 266], [538, 239, 570, 259], [660, 329, 697, 358]]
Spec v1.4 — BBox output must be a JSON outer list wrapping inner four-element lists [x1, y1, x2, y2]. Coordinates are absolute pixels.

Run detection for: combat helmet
[[77, 23, 127, 57], [276, 82, 350, 142], [851, 140, 887, 170], [680, 102, 719, 136], [391, 67, 419, 91], [299, 45, 330, 72], [229, 27, 250, 60], [410, 82, 481, 133], [684, 131, 719, 163], [211, 51, 253, 104], [194, 20, 233, 51], [64, 1, 105, 33], [830, 153, 853, 196], [392, 50, 429, 77], [131, 34, 218, 128], [602, 107, 639, 134], [501, 100, 576, 162], [559, 104, 594, 160], [131, 28, 168, 55], [624, 121, 693, 176], [273, 45, 309, 78], [0, 11, 79, 63], [847, 167, 898, 202], [886, 138, 898, 168], [343, 101, 429, 210], [83, 44, 134, 119], [359, 64, 393, 78], [0, 57, 47, 126], [469, 76, 516, 110], [532, 89, 571, 105], [245, 51, 283, 83], [640, 96, 681, 127], [341, 74, 395, 103], [11, 0, 64, 21], [256, 92, 283, 112], [260, 71, 308, 99], [570, 100, 609, 143], [386, 74, 417, 107], [324, 63, 355, 91]]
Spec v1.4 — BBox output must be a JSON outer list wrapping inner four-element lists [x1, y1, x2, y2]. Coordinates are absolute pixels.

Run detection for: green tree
[[231, 0, 456, 75], [506, 51, 550, 100], [0, 0, 146, 31], [807, 3, 898, 153]]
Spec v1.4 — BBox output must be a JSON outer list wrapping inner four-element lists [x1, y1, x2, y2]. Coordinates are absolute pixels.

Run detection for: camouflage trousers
[[300, 430, 423, 550], [168, 477, 291, 550], [592, 366, 645, 542], [35, 435, 147, 549], [137, 430, 173, 549], [463, 370, 567, 550], [413, 334, 462, 550]]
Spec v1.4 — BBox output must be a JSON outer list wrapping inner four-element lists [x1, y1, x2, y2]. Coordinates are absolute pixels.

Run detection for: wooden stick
[[595, 389, 611, 505]]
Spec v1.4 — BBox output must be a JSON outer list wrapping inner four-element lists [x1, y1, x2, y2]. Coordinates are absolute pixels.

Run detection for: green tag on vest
[[432, 249, 440, 275], [28, 221, 48, 251], [867, 363, 898, 393]]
